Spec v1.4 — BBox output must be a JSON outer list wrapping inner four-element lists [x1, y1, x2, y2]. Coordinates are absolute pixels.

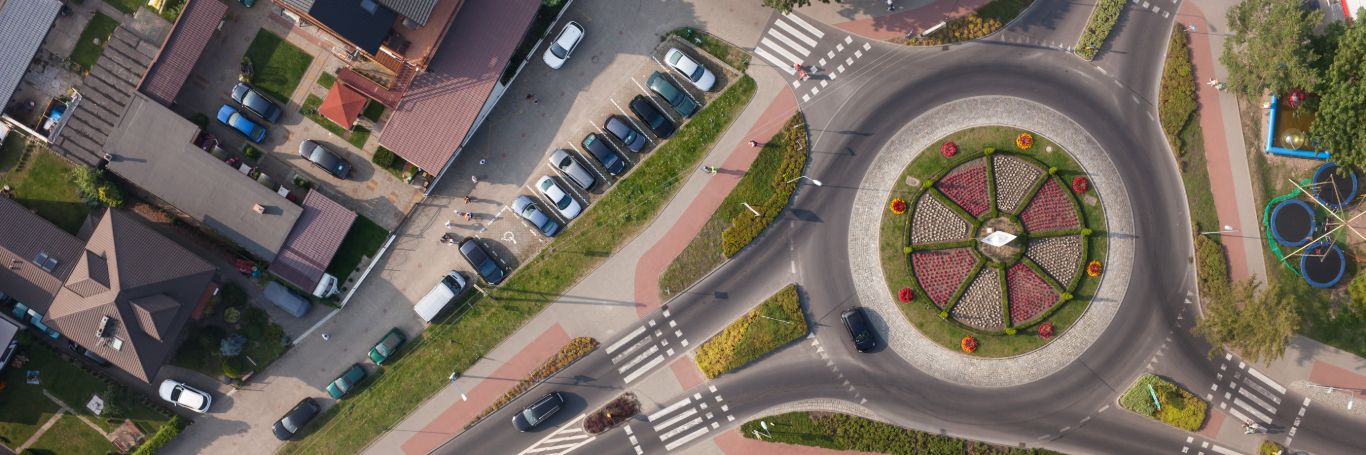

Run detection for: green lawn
[[71, 13, 120, 72], [0, 132, 26, 172], [155, 0, 187, 22], [361, 102, 385, 122], [316, 71, 336, 90], [244, 30, 314, 102], [0, 143, 92, 235], [1120, 374, 1208, 431], [880, 126, 1106, 357], [695, 284, 808, 378], [326, 215, 390, 278], [102, 0, 142, 14], [0, 365, 62, 448], [26, 414, 114, 455], [741, 412, 1063, 454], [300, 95, 351, 137], [668, 28, 751, 72], [658, 114, 805, 298], [278, 76, 757, 455], [347, 126, 371, 149], [372, 146, 410, 179]]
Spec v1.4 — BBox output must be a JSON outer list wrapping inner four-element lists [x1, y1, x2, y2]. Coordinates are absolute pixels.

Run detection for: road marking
[[623, 354, 665, 383], [652, 408, 699, 432], [802, 94, 810, 102], [1210, 444, 1241, 455], [766, 27, 812, 57], [606, 326, 647, 354], [663, 425, 710, 451], [761, 37, 803, 66], [783, 14, 825, 38], [649, 397, 692, 421], [862, 42, 871, 50], [773, 19, 818, 47], [845, 57, 853, 66], [1233, 398, 1271, 423], [843, 35, 852, 44], [518, 414, 594, 455], [1236, 386, 1277, 413], [756, 47, 796, 74], [836, 43, 844, 52], [826, 50, 835, 59], [1244, 367, 1286, 393], [617, 345, 660, 373]]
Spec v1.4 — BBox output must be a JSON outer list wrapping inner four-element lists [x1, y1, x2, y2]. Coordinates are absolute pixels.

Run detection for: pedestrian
[[463, 196, 471, 204], [479, 158, 487, 166], [471, 175, 479, 184], [321, 333, 330, 341], [463, 212, 473, 222], [887, 0, 895, 11], [1206, 78, 1218, 87], [446, 220, 454, 228], [748, 140, 759, 147], [526, 93, 534, 101]]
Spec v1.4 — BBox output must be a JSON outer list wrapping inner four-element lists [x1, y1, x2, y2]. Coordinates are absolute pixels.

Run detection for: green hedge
[[1075, 0, 1126, 60], [1159, 27, 1198, 155], [131, 416, 187, 455], [721, 115, 808, 257], [741, 412, 1062, 454], [695, 284, 807, 378], [1119, 374, 1208, 431]]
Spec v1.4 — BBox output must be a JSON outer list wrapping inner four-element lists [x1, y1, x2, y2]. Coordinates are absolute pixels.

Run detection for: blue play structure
[[1312, 162, 1359, 210], [1269, 198, 1316, 248], [1264, 95, 1330, 160], [1299, 240, 1347, 288]]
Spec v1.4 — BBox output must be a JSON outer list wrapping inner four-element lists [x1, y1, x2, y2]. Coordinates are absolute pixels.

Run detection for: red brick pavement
[[670, 355, 707, 391], [1201, 408, 1225, 438], [1179, 1, 1252, 282], [632, 89, 799, 317], [1309, 360, 1366, 398], [834, 0, 992, 41], [399, 324, 570, 455]]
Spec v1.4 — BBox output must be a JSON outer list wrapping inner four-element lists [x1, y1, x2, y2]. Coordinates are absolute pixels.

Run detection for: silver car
[[548, 149, 596, 191], [535, 176, 582, 220], [664, 48, 716, 92], [159, 379, 212, 413], [512, 195, 562, 237], [543, 22, 584, 69]]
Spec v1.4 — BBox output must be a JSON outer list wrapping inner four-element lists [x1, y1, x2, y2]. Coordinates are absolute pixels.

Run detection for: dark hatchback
[[459, 238, 505, 285], [840, 307, 877, 353], [272, 398, 320, 440], [603, 115, 646, 152], [645, 72, 699, 118], [581, 133, 626, 176], [512, 392, 566, 432], [298, 140, 353, 179], [629, 95, 676, 138]]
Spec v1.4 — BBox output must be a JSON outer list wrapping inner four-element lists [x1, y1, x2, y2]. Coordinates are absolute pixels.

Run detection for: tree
[[762, 0, 834, 14], [1221, 0, 1323, 100], [1194, 277, 1300, 363], [1309, 17, 1366, 170]]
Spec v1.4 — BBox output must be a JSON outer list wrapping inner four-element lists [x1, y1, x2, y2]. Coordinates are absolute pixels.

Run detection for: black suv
[[272, 398, 320, 440], [512, 392, 566, 432], [629, 95, 676, 138], [459, 238, 506, 285], [581, 133, 626, 176], [840, 307, 877, 353]]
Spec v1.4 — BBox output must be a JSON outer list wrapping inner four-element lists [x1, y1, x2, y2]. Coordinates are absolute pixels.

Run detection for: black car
[[272, 398, 320, 440], [512, 392, 566, 432], [629, 95, 675, 138], [581, 133, 626, 176], [230, 83, 283, 123], [459, 238, 506, 285], [298, 140, 353, 179], [840, 307, 877, 353], [603, 115, 646, 152]]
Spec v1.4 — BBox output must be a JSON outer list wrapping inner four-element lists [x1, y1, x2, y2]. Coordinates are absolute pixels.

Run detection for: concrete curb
[[847, 95, 1136, 388]]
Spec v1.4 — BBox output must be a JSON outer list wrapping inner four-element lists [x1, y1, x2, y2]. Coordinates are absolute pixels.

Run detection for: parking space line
[[566, 142, 611, 186]]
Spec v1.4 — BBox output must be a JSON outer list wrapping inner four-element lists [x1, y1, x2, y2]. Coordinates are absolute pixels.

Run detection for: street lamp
[[741, 202, 761, 217], [785, 175, 822, 186], [448, 372, 469, 401], [1307, 383, 1356, 410], [1200, 225, 1236, 236]]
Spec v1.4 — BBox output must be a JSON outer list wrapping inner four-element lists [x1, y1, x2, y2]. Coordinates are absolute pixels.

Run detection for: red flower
[[898, 287, 915, 303], [940, 141, 958, 158], [890, 198, 908, 214], [961, 336, 978, 353], [1072, 176, 1090, 194], [1087, 260, 1103, 277], [1038, 322, 1055, 339], [1015, 132, 1034, 150]]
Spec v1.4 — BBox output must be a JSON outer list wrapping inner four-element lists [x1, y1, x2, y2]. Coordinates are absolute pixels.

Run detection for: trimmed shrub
[[243, 145, 263, 160], [1120, 374, 1208, 431], [222, 355, 245, 378], [1076, 0, 1126, 60], [721, 115, 808, 257], [1159, 27, 1198, 154], [372, 146, 397, 168], [583, 393, 640, 434], [131, 416, 188, 455], [695, 284, 808, 378]]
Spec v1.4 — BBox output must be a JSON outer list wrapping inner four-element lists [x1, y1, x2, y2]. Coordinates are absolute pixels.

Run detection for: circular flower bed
[[1015, 132, 1034, 150], [941, 141, 958, 157], [898, 287, 915, 302], [890, 198, 908, 214], [1072, 176, 1090, 194], [961, 336, 978, 353], [1087, 260, 1102, 277]]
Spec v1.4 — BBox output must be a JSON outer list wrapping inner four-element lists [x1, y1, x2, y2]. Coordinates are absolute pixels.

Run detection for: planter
[[584, 393, 640, 434]]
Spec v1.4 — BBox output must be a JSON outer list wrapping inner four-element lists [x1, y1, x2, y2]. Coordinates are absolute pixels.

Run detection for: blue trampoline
[[1300, 241, 1347, 288], [1270, 199, 1316, 247], [1312, 163, 1358, 210]]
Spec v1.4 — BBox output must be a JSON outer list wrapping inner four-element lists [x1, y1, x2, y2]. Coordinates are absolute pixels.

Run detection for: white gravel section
[[1027, 236, 1083, 286], [951, 268, 1004, 331], [994, 155, 1043, 213], [848, 96, 1135, 388], [910, 194, 970, 244]]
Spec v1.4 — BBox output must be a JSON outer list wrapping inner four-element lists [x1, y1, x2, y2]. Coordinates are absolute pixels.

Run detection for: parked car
[[629, 95, 676, 138], [272, 398, 320, 440], [368, 328, 407, 365], [325, 363, 367, 399], [414, 271, 467, 323], [158, 379, 212, 413], [664, 48, 717, 91], [543, 21, 585, 69], [603, 115, 646, 152], [580, 133, 625, 176], [230, 83, 282, 122], [216, 104, 267, 143], [535, 176, 582, 221], [512, 195, 563, 237], [459, 238, 506, 285], [263, 282, 313, 318], [645, 72, 699, 118], [512, 392, 566, 432], [547, 149, 596, 191], [840, 307, 877, 353], [298, 140, 353, 179]]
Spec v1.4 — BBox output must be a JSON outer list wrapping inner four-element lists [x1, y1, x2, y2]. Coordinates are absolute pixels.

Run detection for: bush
[[72, 166, 125, 207], [1075, 0, 1126, 60], [1119, 374, 1208, 431], [739, 412, 1060, 454], [904, 15, 1004, 46], [131, 416, 187, 455], [372, 146, 396, 168], [1348, 272, 1366, 314], [720, 115, 808, 257], [224, 307, 242, 324], [222, 355, 245, 378], [464, 337, 599, 428], [1159, 27, 1198, 154], [244, 145, 263, 160], [583, 393, 640, 434], [102, 384, 132, 418], [1259, 441, 1286, 455], [695, 284, 808, 378], [1195, 234, 1230, 300]]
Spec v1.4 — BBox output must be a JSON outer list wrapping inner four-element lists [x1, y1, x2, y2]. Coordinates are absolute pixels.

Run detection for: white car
[[664, 48, 716, 91], [159, 379, 212, 413], [536, 176, 583, 221], [543, 21, 585, 69]]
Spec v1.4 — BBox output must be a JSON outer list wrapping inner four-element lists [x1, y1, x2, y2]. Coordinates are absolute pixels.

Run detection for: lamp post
[[785, 175, 823, 186], [1306, 383, 1356, 410], [1200, 225, 1236, 236], [448, 372, 469, 401], [741, 202, 761, 217]]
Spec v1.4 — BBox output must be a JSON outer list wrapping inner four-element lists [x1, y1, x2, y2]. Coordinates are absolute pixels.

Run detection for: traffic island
[[739, 411, 1063, 454], [1119, 374, 1208, 432], [694, 284, 809, 378]]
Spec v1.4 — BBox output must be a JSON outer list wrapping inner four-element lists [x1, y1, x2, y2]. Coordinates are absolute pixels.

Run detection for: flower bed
[[910, 195, 970, 244], [584, 393, 640, 434], [1015, 132, 1034, 150], [993, 155, 1043, 213], [1007, 263, 1060, 324], [912, 248, 979, 308], [937, 160, 991, 217], [890, 198, 908, 214], [1026, 236, 1083, 285], [1019, 179, 1079, 232], [950, 269, 1004, 330]]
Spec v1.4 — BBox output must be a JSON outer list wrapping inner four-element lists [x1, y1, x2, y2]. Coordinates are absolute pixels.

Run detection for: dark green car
[[325, 364, 367, 399], [367, 328, 406, 365]]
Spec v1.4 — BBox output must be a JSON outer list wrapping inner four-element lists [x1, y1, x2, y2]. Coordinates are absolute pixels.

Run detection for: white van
[[312, 273, 340, 298], [414, 271, 467, 323]]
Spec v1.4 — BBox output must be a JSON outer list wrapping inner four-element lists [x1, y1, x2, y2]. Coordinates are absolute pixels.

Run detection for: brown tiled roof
[[138, 0, 227, 106], [45, 209, 216, 383], [0, 198, 85, 312], [336, 66, 414, 108], [320, 83, 367, 128], [377, 0, 539, 174], [269, 191, 357, 291]]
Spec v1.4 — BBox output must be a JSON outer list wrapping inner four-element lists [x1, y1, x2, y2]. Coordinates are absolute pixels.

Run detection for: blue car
[[217, 104, 267, 144], [231, 83, 282, 123]]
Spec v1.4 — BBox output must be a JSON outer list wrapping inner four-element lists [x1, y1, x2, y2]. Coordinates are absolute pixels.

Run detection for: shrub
[[1075, 0, 1126, 60], [1259, 441, 1286, 455], [243, 145, 263, 160], [1348, 272, 1366, 314], [72, 166, 125, 207], [131, 416, 187, 455], [224, 307, 242, 324], [222, 355, 245, 378], [721, 115, 808, 257], [102, 384, 132, 418], [1003, 327, 1017, 335], [97, 181, 125, 207], [904, 14, 1005, 45], [583, 393, 640, 434], [1159, 27, 1198, 154], [1195, 234, 1230, 300], [220, 333, 246, 357], [1119, 374, 1207, 431], [695, 284, 808, 378], [372, 146, 397, 168], [465, 337, 599, 428]]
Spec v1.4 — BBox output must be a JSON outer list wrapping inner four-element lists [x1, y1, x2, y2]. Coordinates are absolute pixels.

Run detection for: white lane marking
[[648, 397, 692, 421], [652, 408, 698, 432], [854, 49, 863, 58], [843, 35, 853, 44], [606, 326, 648, 354], [518, 415, 594, 455], [617, 345, 660, 373], [1236, 386, 1277, 414], [766, 27, 812, 56], [623, 354, 667, 383], [708, 385, 718, 392], [845, 57, 853, 66], [1245, 367, 1287, 394], [783, 14, 825, 38], [755, 47, 796, 74], [760, 37, 803, 68], [1210, 444, 1242, 455], [773, 19, 818, 47], [1233, 397, 1272, 423], [663, 424, 710, 450], [802, 94, 810, 102], [862, 42, 871, 50]]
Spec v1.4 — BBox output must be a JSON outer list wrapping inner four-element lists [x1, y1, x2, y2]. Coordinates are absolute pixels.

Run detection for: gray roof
[[0, 198, 86, 312], [103, 94, 302, 261], [0, 0, 60, 107], [378, 0, 439, 26], [52, 26, 158, 167], [269, 190, 356, 291]]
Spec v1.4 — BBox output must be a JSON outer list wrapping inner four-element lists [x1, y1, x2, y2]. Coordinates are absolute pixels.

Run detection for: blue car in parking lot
[[216, 104, 267, 143]]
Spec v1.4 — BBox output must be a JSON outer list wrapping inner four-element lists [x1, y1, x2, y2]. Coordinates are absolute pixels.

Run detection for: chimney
[[253, 203, 265, 214]]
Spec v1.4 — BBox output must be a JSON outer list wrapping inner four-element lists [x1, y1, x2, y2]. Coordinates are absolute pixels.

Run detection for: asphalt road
[[439, 2, 1366, 455]]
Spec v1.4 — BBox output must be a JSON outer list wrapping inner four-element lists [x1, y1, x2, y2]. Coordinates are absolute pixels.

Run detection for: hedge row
[[1119, 374, 1208, 432], [721, 115, 809, 257], [1159, 27, 1198, 155], [463, 337, 599, 429], [694, 284, 807, 378], [1075, 0, 1126, 60], [740, 412, 1062, 454], [131, 416, 188, 455]]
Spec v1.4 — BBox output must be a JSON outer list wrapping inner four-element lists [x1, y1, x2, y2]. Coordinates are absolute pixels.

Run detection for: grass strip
[[1075, 0, 1126, 60], [278, 76, 755, 455], [1119, 374, 1208, 431], [317, 72, 336, 90], [102, 0, 141, 14], [741, 412, 1064, 454], [71, 13, 120, 72], [463, 337, 598, 429], [900, 0, 1033, 46], [244, 30, 314, 102], [347, 126, 371, 149], [658, 114, 805, 297], [695, 284, 808, 378], [668, 27, 751, 72]]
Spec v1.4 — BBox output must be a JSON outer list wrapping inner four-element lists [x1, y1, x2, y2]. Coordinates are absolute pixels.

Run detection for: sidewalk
[[1255, 336, 1366, 416], [830, 0, 991, 40], [1180, 0, 1268, 283]]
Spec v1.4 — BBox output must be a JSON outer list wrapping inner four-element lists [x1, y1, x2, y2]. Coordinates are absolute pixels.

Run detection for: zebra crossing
[[646, 385, 734, 451], [515, 414, 595, 455], [1206, 352, 1288, 429], [753, 13, 875, 103], [605, 306, 687, 384]]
